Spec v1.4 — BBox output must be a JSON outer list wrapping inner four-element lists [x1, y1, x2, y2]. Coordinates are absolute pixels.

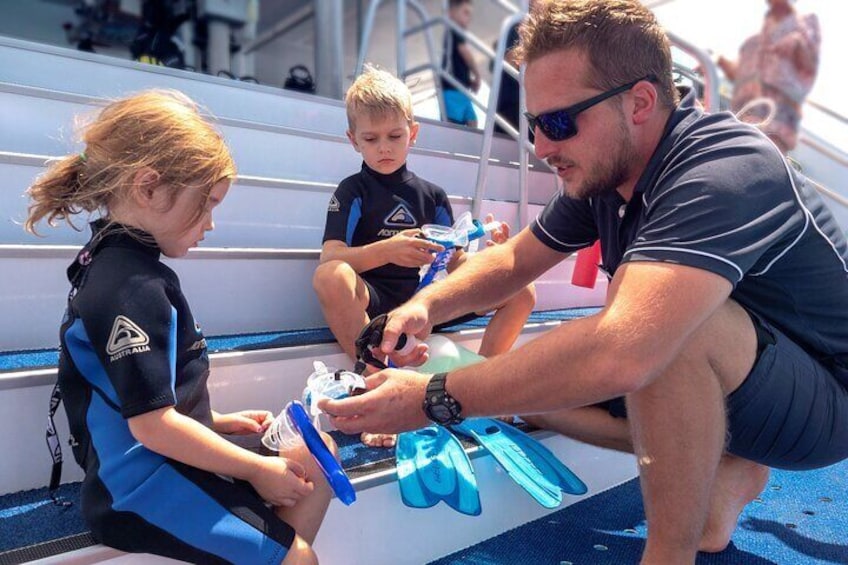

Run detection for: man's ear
[[129, 167, 162, 207], [631, 80, 657, 126], [346, 130, 361, 153]]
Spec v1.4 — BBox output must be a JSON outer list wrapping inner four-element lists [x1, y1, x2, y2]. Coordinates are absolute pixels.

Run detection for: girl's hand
[[213, 410, 274, 435], [249, 456, 314, 507]]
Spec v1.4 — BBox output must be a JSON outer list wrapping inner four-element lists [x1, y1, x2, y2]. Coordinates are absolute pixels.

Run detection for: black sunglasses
[[524, 75, 654, 141]]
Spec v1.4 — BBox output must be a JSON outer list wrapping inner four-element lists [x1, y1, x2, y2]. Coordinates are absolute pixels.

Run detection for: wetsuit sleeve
[[530, 192, 597, 253], [322, 179, 361, 245], [623, 144, 804, 285], [73, 273, 179, 418], [433, 187, 454, 227]]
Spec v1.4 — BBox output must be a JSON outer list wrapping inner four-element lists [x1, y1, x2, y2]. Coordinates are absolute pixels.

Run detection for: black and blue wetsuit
[[59, 220, 294, 564], [323, 162, 454, 317], [532, 90, 848, 470]]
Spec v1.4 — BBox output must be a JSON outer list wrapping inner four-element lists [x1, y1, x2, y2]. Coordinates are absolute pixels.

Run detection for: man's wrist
[[422, 372, 464, 426]]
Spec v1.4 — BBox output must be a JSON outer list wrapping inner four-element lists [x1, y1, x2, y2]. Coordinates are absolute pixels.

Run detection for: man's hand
[[383, 229, 444, 267], [319, 368, 432, 434], [380, 301, 433, 356]]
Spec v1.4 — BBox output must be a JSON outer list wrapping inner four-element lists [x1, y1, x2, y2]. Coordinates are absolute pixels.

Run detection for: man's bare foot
[[700, 455, 770, 552], [360, 432, 396, 448]]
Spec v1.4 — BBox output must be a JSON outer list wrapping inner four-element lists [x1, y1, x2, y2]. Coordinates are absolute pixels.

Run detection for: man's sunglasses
[[524, 75, 654, 142]]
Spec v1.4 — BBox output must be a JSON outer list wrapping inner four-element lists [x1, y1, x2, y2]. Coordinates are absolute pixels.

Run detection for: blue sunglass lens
[[537, 110, 576, 141]]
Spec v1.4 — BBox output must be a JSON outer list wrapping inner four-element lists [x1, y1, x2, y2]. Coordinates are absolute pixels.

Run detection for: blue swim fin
[[496, 419, 588, 496], [395, 425, 482, 516], [453, 418, 563, 508], [453, 418, 588, 507]]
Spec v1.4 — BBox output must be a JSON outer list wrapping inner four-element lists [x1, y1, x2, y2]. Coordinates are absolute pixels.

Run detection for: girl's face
[[148, 179, 230, 258], [346, 111, 419, 175]]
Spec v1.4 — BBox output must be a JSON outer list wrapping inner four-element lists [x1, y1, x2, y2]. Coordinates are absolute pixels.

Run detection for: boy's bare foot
[[699, 455, 770, 553], [360, 432, 397, 448]]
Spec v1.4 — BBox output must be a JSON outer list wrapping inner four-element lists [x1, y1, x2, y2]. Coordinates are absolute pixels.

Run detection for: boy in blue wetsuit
[[26, 90, 333, 565], [313, 66, 535, 446]]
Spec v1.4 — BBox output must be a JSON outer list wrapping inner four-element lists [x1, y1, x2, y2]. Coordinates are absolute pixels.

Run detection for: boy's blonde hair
[[26, 89, 236, 234], [345, 66, 415, 131]]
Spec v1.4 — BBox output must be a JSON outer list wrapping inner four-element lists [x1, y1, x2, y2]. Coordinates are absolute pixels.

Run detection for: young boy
[[441, 0, 482, 127], [313, 66, 535, 447]]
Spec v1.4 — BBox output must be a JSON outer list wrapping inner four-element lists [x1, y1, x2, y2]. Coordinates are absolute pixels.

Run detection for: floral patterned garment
[[731, 12, 821, 151]]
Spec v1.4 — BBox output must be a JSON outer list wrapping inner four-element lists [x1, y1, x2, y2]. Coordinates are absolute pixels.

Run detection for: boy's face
[[347, 111, 419, 175], [449, 3, 473, 28]]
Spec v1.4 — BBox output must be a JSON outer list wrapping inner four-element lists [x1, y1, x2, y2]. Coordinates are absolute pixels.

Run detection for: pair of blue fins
[[396, 418, 588, 515]]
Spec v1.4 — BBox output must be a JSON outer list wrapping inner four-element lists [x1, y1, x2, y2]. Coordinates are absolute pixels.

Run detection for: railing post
[[315, 0, 345, 99]]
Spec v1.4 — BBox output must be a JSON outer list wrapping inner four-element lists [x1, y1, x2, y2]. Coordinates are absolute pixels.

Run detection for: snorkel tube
[[417, 212, 502, 291]]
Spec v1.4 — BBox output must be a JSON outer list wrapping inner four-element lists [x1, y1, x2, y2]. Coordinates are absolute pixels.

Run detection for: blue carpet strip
[[429, 459, 848, 565], [0, 308, 600, 372], [3, 456, 847, 563]]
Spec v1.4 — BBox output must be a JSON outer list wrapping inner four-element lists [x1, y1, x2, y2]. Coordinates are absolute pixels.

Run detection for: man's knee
[[673, 299, 758, 394]]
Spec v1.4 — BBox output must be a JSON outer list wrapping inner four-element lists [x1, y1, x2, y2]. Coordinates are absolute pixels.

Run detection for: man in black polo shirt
[[322, 1, 848, 562]]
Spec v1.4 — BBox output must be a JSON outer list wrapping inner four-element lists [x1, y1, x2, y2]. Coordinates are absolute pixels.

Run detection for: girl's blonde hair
[[344, 65, 415, 131], [26, 89, 236, 234]]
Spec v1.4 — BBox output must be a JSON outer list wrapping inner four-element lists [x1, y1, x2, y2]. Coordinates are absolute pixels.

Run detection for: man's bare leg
[[628, 299, 764, 563], [312, 261, 395, 447], [525, 300, 768, 561], [522, 407, 632, 453]]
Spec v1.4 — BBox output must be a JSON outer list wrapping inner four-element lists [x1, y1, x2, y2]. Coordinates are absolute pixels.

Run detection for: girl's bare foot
[[700, 455, 770, 552]]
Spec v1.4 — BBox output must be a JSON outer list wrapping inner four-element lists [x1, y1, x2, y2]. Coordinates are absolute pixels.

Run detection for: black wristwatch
[[422, 372, 464, 426]]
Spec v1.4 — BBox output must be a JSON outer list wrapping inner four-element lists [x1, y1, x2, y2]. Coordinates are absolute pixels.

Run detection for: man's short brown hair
[[515, 0, 679, 109]]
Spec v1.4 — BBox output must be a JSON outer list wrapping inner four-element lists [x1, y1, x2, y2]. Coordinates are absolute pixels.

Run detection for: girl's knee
[[281, 536, 318, 565]]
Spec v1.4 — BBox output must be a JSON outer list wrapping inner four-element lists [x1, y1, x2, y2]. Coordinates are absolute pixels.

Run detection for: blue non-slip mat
[[429, 458, 848, 564], [0, 307, 602, 372]]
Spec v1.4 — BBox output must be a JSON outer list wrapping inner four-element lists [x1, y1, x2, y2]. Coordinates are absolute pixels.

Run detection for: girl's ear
[[130, 168, 161, 207]]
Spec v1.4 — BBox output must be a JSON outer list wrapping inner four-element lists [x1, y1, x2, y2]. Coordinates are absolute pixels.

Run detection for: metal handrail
[[358, 0, 533, 226]]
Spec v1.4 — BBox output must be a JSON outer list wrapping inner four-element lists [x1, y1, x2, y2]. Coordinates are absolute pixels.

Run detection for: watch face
[[429, 404, 452, 421]]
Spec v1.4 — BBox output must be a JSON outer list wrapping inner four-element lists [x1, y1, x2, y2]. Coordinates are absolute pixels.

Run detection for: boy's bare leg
[[476, 284, 536, 357], [312, 260, 370, 361], [313, 261, 396, 447]]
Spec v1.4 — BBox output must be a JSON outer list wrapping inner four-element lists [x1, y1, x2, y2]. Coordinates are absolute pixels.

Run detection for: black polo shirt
[[531, 91, 848, 368]]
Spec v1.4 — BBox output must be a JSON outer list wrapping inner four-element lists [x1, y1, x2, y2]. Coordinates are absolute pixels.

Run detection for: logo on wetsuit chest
[[384, 204, 417, 227], [106, 315, 151, 362]]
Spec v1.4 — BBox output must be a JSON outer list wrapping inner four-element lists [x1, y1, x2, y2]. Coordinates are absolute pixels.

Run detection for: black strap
[[47, 382, 71, 507]]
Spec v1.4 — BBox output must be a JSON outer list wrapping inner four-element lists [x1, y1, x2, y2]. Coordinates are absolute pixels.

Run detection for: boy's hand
[[484, 213, 511, 246], [213, 410, 274, 435], [384, 228, 444, 267]]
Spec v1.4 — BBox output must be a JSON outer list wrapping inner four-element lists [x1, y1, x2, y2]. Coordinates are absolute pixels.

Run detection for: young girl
[[26, 90, 332, 565]]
